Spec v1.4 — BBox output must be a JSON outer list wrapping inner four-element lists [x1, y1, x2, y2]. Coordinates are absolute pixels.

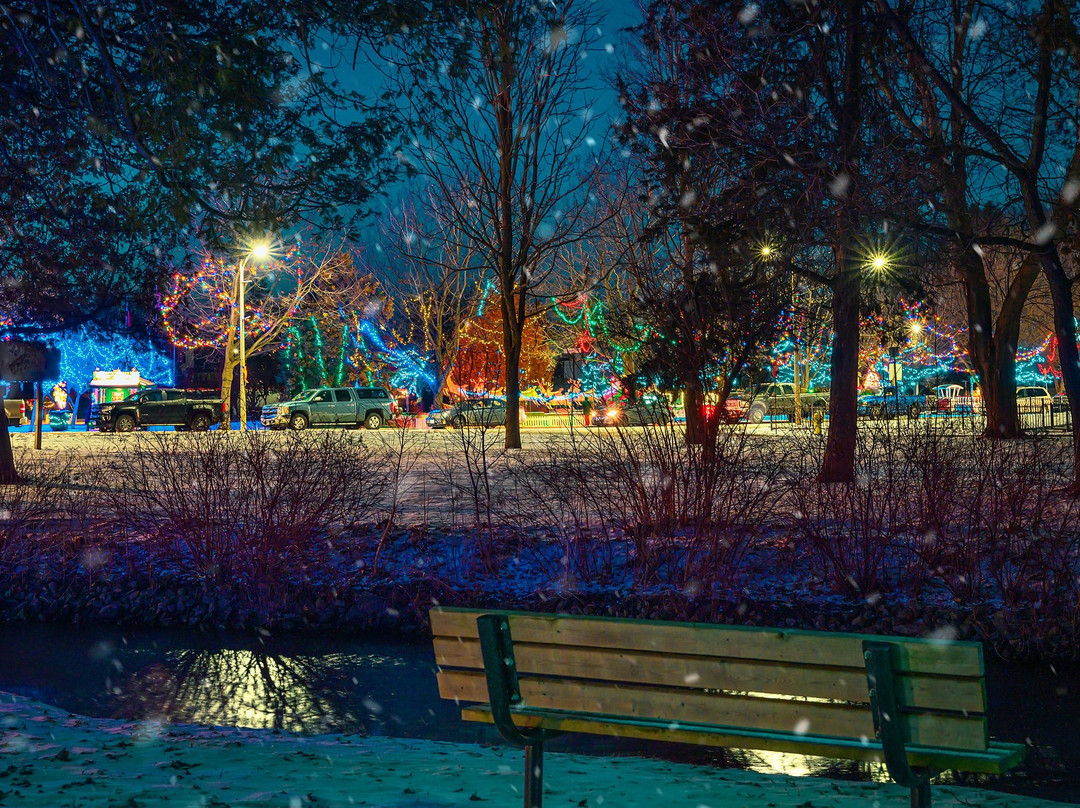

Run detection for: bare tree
[[875, 0, 1080, 489], [395, 0, 610, 448], [865, 2, 1052, 439], [380, 193, 488, 407], [618, 0, 887, 473]]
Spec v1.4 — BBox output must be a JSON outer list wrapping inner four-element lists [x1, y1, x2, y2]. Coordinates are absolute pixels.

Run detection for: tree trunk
[[0, 420, 17, 484], [684, 379, 706, 445], [818, 245, 860, 483], [503, 317, 523, 450], [958, 245, 1036, 439], [220, 312, 238, 430], [792, 346, 803, 425], [1038, 248, 1080, 492], [817, 0, 862, 484], [221, 351, 237, 431]]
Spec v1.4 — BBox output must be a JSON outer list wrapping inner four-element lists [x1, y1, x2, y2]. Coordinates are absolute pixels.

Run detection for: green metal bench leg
[[525, 740, 544, 808], [476, 614, 560, 808], [864, 642, 936, 807], [911, 779, 931, 808]]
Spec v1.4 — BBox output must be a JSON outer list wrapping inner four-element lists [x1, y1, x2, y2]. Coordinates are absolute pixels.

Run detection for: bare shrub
[[106, 431, 387, 593], [373, 420, 429, 572], [510, 421, 789, 588], [790, 417, 1080, 615], [940, 435, 1075, 608], [791, 422, 920, 598], [501, 430, 623, 584], [0, 447, 108, 574], [432, 421, 508, 569]]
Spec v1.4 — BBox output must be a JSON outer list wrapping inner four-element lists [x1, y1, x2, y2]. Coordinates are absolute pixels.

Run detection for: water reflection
[[737, 750, 877, 780], [110, 648, 403, 734], [0, 625, 455, 739]]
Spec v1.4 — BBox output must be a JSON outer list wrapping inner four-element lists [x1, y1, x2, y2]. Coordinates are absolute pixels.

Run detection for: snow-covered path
[[0, 692, 1067, 808]]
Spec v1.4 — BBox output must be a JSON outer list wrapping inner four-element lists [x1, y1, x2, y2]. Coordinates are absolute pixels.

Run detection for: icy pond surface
[[0, 623, 1076, 804]]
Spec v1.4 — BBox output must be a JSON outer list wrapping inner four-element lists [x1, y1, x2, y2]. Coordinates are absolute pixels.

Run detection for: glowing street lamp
[[867, 252, 892, 274], [237, 239, 274, 432]]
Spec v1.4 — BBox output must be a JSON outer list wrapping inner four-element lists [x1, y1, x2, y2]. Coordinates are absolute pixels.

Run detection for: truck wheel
[[907, 403, 921, 419], [190, 413, 211, 432], [114, 414, 136, 433], [365, 411, 383, 430], [870, 404, 884, 420], [747, 405, 765, 424], [452, 415, 465, 429], [290, 413, 309, 431], [800, 403, 811, 420]]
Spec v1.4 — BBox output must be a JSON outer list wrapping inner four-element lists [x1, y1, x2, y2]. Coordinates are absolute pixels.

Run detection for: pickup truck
[[746, 382, 829, 423], [261, 386, 395, 430], [94, 388, 224, 432], [857, 386, 936, 419]]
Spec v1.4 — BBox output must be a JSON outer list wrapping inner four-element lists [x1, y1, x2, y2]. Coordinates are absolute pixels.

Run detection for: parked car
[[857, 386, 936, 419], [745, 382, 829, 424], [4, 398, 27, 427], [94, 388, 224, 432], [1016, 386, 1052, 414], [262, 386, 395, 430], [426, 398, 521, 429], [592, 398, 673, 427]]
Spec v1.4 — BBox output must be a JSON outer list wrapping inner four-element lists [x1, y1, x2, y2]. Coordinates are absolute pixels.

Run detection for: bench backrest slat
[[432, 608, 989, 753], [436, 669, 987, 751], [432, 608, 983, 677], [433, 637, 987, 714]]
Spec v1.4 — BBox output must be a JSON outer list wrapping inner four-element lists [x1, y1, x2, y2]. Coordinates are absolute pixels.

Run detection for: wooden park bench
[[431, 607, 1025, 808]]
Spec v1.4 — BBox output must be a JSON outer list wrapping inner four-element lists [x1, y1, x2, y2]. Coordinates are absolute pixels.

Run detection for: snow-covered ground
[[0, 692, 1069, 808]]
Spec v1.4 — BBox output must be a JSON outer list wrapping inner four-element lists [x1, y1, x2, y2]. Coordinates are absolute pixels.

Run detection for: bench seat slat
[[431, 608, 984, 678], [438, 670, 989, 752], [433, 637, 987, 714], [458, 706, 1025, 776]]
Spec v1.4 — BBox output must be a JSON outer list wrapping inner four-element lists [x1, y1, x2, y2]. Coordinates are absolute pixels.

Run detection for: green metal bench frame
[[465, 613, 1022, 808]]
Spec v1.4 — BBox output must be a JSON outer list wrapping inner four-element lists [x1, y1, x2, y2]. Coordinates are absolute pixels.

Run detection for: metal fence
[[1018, 404, 1073, 434], [520, 412, 591, 430]]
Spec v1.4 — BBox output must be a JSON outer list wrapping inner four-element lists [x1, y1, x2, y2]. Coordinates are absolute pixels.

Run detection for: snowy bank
[[0, 692, 1068, 808]]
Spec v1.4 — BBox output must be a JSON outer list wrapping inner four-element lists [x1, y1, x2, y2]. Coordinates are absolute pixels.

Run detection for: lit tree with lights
[[160, 241, 364, 424], [454, 300, 555, 394], [278, 273, 395, 395]]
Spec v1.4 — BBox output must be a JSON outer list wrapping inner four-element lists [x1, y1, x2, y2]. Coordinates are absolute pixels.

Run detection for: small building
[[83, 369, 155, 423]]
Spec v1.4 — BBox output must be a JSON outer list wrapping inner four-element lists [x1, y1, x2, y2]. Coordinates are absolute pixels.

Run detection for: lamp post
[[761, 243, 803, 424], [238, 242, 271, 432]]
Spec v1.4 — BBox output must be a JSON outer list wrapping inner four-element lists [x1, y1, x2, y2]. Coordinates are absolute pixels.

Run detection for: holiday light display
[[160, 248, 302, 350], [769, 303, 1065, 393], [156, 255, 1072, 403], [0, 326, 174, 394]]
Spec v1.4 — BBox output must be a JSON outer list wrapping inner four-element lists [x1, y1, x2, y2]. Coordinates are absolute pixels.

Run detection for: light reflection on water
[[736, 749, 882, 780], [0, 624, 1075, 803], [111, 649, 409, 733]]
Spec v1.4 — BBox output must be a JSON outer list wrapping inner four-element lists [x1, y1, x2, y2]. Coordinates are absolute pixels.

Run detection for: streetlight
[[759, 243, 804, 419], [866, 251, 893, 275], [237, 240, 273, 431]]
